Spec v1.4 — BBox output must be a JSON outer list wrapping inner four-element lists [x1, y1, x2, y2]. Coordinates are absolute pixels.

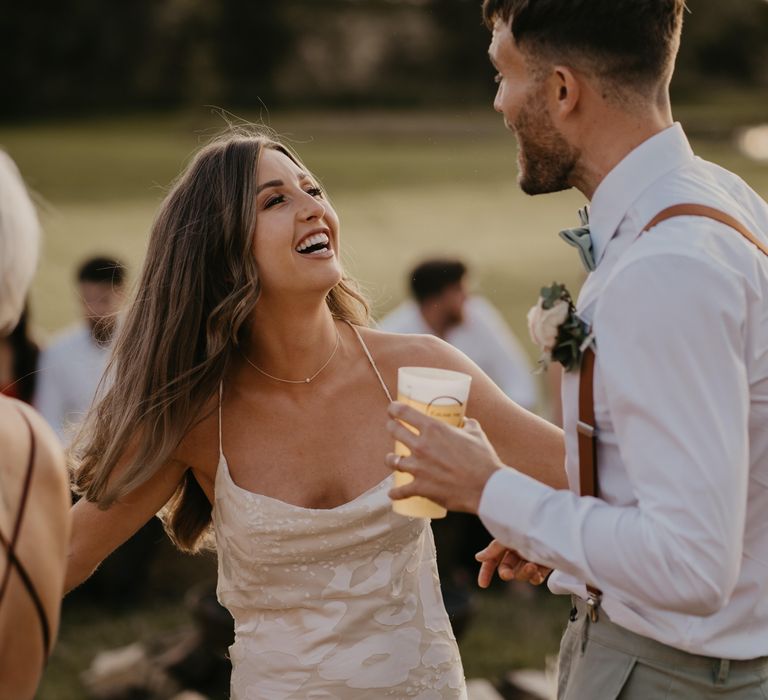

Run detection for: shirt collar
[[588, 123, 695, 267]]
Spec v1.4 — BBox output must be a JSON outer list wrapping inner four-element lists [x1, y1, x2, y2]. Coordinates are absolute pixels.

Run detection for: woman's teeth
[[296, 232, 330, 254]]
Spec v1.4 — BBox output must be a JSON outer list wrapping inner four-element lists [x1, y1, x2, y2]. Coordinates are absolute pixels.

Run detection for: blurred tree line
[[3, 0, 767, 120]]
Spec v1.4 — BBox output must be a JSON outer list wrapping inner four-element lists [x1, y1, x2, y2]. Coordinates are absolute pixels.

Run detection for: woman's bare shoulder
[[0, 399, 67, 489], [0, 399, 70, 547], [356, 326, 473, 372], [172, 392, 219, 474]]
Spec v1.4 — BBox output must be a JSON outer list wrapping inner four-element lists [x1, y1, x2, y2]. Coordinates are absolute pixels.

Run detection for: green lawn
[[3, 107, 766, 698], [4, 108, 766, 346]]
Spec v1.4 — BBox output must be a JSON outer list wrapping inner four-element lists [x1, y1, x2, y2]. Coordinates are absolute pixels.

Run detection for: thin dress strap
[[0, 407, 51, 660], [218, 381, 224, 458], [345, 321, 393, 402]]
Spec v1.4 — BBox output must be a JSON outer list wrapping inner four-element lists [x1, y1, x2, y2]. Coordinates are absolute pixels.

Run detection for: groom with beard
[[387, 1, 768, 697]]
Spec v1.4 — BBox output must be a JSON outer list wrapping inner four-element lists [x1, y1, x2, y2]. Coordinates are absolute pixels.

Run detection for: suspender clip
[[586, 591, 601, 623]]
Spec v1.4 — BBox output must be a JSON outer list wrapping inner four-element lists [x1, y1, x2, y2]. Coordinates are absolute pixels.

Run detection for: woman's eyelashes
[[262, 186, 323, 210], [264, 194, 285, 209]]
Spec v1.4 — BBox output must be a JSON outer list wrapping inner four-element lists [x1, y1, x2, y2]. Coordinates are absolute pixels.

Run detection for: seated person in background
[[36, 256, 161, 606], [379, 259, 540, 615], [378, 258, 538, 411], [35, 256, 126, 443], [0, 150, 71, 700], [0, 304, 39, 404]]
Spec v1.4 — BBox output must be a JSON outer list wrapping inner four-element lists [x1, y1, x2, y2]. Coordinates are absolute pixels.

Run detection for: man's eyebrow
[[256, 179, 283, 194]]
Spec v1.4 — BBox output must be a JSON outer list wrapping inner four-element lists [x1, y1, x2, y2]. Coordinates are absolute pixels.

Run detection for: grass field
[[2, 106, 766, 698], [3, 107, 766, 346]]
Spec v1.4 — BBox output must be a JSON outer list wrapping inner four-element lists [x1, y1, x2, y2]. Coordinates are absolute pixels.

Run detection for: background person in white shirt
[[385, 0, 768, 697], [35, 256, 126, 443], [37, 256, 163, 605], [379, 258, 538, 410], [380, 259, 539, 624]]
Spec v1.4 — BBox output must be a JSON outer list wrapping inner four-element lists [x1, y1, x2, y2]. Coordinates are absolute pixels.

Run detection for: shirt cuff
[[478, 466, 553, 551]]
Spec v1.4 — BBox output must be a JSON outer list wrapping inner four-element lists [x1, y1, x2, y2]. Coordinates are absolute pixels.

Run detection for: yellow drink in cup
[[393, 367, 472, 518]]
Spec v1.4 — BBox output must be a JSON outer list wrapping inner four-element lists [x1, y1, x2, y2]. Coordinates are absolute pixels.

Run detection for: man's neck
[[572, 104, 673, 200]]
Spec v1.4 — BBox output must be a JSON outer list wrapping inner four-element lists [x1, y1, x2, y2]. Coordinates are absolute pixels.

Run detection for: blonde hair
[[0, 151, 39, 335], [72, 130, 369, 552]]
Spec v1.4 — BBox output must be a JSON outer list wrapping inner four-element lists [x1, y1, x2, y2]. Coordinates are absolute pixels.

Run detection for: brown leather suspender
[[577, 204, 768, 617], [643, 204, 768, 256], [578, 349, 598, 500]]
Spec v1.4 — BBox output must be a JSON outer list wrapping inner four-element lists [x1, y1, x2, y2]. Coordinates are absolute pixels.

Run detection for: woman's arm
[[389, 333, 566, 490], [66, 458, 186, 593]]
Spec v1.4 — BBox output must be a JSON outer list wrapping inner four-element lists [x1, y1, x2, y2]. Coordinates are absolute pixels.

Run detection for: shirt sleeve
[[376, 302, 422, 334], [468, 298, 538, 410], [479, 252, 749, 616]]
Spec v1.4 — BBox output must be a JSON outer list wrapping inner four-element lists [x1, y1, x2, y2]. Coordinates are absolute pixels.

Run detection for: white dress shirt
[[35, 323, 110, 443], [378, 296, 538, 410], [479, 124, 768, 658]]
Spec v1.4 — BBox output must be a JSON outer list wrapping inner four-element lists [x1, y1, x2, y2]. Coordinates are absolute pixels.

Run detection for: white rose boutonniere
[[528, 282, 591, 372]]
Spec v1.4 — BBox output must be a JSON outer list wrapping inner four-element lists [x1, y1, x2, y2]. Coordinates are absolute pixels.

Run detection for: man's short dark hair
[[482, 0, 685, 92], [410, 259, 467, 303], [77, 256, 126, 287]]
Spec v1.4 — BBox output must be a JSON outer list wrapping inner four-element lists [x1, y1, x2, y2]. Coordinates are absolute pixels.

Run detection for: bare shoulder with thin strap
[[344, 323, 479, 402], [345, 321, 393, 402], [0, 399, 69, 699]]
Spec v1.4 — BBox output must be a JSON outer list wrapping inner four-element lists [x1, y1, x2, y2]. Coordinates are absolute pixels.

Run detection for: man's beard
[[444, 308, 464, 328], [513, 89, 580, 196]]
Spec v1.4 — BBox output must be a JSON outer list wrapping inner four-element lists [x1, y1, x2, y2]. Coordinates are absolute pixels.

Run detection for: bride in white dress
[[64, 131, 566, 699]]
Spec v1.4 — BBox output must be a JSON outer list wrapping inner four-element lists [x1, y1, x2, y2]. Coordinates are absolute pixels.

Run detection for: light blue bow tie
[[559, 206, 595, 272]]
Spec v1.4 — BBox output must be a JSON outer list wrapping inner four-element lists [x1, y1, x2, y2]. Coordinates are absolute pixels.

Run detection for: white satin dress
[[212, 326, 467, 699]]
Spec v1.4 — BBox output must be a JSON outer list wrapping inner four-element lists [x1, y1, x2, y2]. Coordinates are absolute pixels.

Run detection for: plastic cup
[[393, 367, 472, 518]]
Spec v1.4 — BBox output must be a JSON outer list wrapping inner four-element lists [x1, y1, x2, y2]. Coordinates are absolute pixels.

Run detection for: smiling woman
[[63, 127, 564, 699], [251, 148, 343, 302]]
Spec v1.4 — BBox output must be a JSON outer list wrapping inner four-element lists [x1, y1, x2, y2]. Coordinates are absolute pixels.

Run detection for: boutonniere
[[527, 282, 591, 372]]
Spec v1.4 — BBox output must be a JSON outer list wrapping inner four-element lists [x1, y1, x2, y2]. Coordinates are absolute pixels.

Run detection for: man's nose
[[493, 90, 503, 113]]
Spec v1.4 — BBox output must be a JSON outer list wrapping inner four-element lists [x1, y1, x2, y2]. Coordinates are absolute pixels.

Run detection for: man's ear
[[550, 65, 581, 120]]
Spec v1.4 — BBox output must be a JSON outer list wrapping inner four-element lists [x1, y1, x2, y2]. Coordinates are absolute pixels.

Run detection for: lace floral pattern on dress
[[213, 455, 467, 700]]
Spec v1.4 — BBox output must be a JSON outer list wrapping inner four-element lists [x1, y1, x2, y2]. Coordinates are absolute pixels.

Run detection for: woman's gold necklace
[[243, 328, 341, 384]]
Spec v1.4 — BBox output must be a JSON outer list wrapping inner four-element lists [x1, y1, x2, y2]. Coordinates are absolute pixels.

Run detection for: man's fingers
[[387, 402, 431, 431], [477, 540, 505, 588], [475, 539, 506, 562], [516, 561, 552, 585], [388, 485, 416, 502], [477, 559, 498, 589], [463, 417, 484, 435], [386, 420, 421, 452], [498, 549, 524, 580], [476, 542, 552, 586], [386, 452, 414, 474]]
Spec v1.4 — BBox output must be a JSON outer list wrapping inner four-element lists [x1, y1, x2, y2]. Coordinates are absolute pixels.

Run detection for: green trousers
[[557, 598, 768, 699]]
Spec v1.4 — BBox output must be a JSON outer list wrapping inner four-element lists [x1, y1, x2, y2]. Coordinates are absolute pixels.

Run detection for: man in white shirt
[[386, 0, 768, 696], [381, 259, 538, 611], [38, 257, 164, 605], [379, 259, 538, 410], [36, 256, 125, 443]]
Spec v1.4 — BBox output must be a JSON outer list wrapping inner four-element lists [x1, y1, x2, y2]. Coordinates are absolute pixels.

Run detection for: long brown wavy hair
[[71, 129, 369, 553]]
